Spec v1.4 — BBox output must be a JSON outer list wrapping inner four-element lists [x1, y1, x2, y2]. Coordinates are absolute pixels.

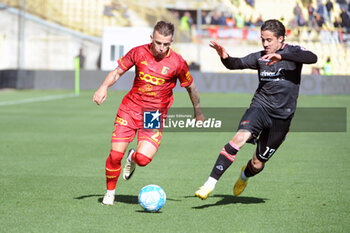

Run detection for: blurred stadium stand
[[0, 0, 349, 76]]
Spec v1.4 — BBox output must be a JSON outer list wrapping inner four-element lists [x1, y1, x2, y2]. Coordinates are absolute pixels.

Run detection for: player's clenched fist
[[93, 87, 107, 105]]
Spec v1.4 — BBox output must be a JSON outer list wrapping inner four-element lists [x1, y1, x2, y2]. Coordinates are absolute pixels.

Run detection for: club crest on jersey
[[161, 66, 170, 75]]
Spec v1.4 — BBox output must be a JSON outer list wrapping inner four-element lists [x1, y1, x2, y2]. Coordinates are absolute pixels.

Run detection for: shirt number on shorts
[[261, 146, 276, 159], [151, 129, 162, 144]]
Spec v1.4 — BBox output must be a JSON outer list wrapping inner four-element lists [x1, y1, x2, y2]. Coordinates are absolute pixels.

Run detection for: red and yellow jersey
[[117, 43, 193, 112]]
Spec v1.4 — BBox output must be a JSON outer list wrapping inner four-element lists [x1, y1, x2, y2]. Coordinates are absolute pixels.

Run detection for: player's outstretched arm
[[210, 41, 249, 70], [93, 67, 125, 105], [209, 41, 229, 59], [185, 82, 205, 121]]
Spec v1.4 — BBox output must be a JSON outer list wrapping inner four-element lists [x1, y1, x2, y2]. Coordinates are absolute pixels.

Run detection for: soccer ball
[[138, 184, 166, 212]]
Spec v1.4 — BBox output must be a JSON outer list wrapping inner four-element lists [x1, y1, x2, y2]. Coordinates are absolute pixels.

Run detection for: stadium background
[[0, 1, 349, 233], [0, 0, 349, 93]]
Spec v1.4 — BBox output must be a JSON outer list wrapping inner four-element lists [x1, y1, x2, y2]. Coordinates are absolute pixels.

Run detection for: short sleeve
[[177, 60, 193, 87], [117, 47, 136, 71]]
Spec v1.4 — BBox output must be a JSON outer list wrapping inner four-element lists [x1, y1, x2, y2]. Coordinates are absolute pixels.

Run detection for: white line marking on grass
[[0, 93, 77, 106]]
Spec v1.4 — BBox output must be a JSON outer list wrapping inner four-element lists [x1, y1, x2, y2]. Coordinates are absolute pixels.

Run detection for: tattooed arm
[[185, 82, 205, 121]]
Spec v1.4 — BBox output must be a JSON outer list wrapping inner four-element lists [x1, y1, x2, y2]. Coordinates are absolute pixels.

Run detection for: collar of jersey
[[278, 43, 287, 51], [148, 43, 172, 58]]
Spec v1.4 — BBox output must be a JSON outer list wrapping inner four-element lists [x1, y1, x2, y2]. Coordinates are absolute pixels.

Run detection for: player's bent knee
[[108, 150, 124, 164], [232, 132, 250, 146], [251, 159, 265, 171], [134, 152, 152, 167]]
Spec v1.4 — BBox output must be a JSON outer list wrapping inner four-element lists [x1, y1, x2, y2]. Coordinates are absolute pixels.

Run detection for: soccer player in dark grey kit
[[195, 19, 318, 199]]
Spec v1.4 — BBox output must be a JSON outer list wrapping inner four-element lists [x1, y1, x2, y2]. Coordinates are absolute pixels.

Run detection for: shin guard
[[105, 150, 124, 190]]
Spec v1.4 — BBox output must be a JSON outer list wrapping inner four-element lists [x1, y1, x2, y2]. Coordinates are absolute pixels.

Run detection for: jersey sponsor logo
[[139, 71, 165, 85], [112, 117, 128, 137], [161, 66, 170, 75], [138, 84, 157, 96], [116, 117, 128, 126], [260, 68, 284, 81]]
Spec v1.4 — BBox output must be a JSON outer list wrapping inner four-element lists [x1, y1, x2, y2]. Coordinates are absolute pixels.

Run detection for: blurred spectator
[[210, 11, 221, 25], [293, 3, 302, 25], [323, 57, 333, 76], [104, 1, 122, 16], [172, 11, 180, 21], [245, 16, 255, 28], [76, 48, 85, 69], [180, 11, 193, 29], [104, 3, 114, 17], [315, 13, 325, 28], [255, 14, 264, 27], [340, 7, 350, 32], [336, 0, 347, 10], [325, 0, 334, 24], [307, 2, 315, 24], [316, 0, 327, 23], [218, 12, 227, 26], [298, 13, 306, 26], [201, 11, 208, 25], [311, 67, 321, 75], [226, 15, 235, 27], [179, 11, 193, 42], [333, 17, 342, 27], [96, 50, 101, 70], [235, 12, 245, 28], [210, 11, 226, 25], [179, 11, 193, 35], [103, 1, 128, 20], [288, 17, 298, 30], [245, 0, 255, 7]]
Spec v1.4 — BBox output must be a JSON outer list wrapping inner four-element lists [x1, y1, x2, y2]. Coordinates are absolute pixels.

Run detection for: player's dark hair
[[261, 19, 286, 41], [153, 21, 174, 37]]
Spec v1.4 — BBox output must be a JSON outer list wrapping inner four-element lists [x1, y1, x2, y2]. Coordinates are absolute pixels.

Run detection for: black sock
[[209, 143, 238, 180], [244, 159, 265, 178]]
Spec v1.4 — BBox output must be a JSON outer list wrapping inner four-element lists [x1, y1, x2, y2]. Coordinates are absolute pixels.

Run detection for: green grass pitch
[[0, 90, 349, 233]]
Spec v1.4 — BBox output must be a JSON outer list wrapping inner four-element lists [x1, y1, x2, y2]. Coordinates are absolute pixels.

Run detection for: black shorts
[[237, 107, 292, 162]]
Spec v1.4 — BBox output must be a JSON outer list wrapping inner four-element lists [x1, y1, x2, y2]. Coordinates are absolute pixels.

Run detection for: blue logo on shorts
[[143, 110, 161, 129]]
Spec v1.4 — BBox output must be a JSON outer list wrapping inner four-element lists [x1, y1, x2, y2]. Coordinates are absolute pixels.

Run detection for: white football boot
[[123, 149, 136, 180], [102, 192, 115, 205]]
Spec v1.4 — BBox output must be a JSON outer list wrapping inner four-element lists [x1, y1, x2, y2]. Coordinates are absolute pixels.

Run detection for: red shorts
[[111, 104, 164, 149]]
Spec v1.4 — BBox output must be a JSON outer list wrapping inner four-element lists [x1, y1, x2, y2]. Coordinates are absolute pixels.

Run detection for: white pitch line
[[0, 93, 77, 106]]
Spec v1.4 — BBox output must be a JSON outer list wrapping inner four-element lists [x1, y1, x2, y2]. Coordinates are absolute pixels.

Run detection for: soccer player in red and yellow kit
[[93, 21, 204, 205]]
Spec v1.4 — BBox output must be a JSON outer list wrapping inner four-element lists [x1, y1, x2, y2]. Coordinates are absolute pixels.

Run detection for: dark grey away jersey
[[221, 44, 318, 119]]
